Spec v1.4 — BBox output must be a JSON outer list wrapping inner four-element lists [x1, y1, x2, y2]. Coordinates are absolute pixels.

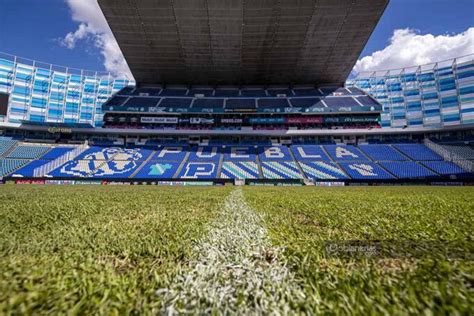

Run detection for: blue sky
[[0, 0, 473, 75]]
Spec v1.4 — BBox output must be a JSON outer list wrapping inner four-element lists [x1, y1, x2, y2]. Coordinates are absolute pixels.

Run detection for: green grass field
[[0, 185, 472, 314]]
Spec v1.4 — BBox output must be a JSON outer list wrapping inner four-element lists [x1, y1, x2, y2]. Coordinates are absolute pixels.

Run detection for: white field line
[[157, 188, 306, 314]]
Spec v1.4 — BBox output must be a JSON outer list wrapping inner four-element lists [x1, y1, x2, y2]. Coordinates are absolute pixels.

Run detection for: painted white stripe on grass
[[158, 188, 305, 314]]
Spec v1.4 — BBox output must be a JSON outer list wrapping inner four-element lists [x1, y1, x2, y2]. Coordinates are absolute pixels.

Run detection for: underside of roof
[[98, 0, 389, 85]]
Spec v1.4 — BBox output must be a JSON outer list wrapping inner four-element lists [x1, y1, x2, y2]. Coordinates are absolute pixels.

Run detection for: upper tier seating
[[258, 98, 290, 108], [124, 97, 160, 107], [214, 89, 240, 97], [393, 144, 443, 161], [7, 145, 50, 159], [356, 96, 380, 107], [323, 97, 360, 108], [118, 87, 134, 95], [131, 87, 161, 96], [241, 89, 267, 97], [160, 98, 192, 108], [189, 89, 214, 97], [226, 99, 257, 109], [267, 89, 292, 97], [359, 144, 408, 161], [192, 98, 224, 109], [293, 88, 323, 96], [289, 98, 321, 108], [107, 96, 128, 106], [159, 89, 188, 97], [379, 161, 438, 178]]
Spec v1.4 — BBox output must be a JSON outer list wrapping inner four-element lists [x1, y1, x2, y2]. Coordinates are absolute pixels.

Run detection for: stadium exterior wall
[[347, 54, 474, 129], [0, 52, 133, 127]]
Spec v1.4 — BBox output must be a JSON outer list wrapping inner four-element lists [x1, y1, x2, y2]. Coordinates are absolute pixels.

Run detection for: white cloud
[[354, 28, 474, 74], [61, 0, 133, 79]]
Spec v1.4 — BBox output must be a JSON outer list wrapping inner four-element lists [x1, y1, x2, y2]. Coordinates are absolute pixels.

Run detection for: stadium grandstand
[[0, 0, 472, 185]]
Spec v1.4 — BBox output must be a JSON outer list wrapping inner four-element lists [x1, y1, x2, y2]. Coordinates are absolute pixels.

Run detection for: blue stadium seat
[[214, 89, 239, 97], [339, 162, 394, 179], [258, 98, 290, 108], [261, 161, 303, 179], [421, 161, 470, 177], [133, 161, 181, 179], [40, 146, 76, 160], [223, 146, 257, 161], [393, 144, 443, 161], [159, 98, 192, 108], [241, 89, 267, 97], [107, 96, 128, 106], [292, 89, 322, 96], [159, 89, 188, 97], [323, 97, 360, 108], [187, 146, 222, 162], [289, 98, 322, 108], [358, 144, 408, 161], [379, 161, 437, 178], [226, 99, 256, 109], [124, 97, 160, 107], [192, 98, 224, 109], [0, 159, 30, 176], [258, 146, 293, 161], [49, 148, 148, 178], [189, 89, 214, 97], [324, 145, 369, 161], [267, 89, 292, 97], [0, 139, 18, 156], [299, 161, 348, 180], [10, 160, 49, 177], [7, 145, 50, 159], [356, 96, 380, 106], [179, 161, 218, 179], [151, 146, 188, 162], [291, 145, 332, 161], [220, 161, 260, 179], [131, 87, 161, 96]]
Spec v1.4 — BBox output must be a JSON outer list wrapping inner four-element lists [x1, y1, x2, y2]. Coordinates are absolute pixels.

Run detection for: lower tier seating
[[441, 144, 474, 160], [421, 161, 470, 177], [261, 162, 303, 179], [220, 161, 260, 179], [7, 145, 50, 159], [0, 159, 30, 177], [379, 162, 437, 179], [1, 142, 472, 181], [0, 139, 18, 156], [393, 144, 443, 161], [339, 162, 394, 179]]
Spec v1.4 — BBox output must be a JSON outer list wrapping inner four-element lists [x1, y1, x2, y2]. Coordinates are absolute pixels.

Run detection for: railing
[[33, 143, 89, 177], [424, 138, 474, 173]]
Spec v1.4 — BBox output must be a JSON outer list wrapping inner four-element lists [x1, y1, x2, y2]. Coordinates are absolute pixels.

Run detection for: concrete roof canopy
[[99, 0, 389, 86]]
